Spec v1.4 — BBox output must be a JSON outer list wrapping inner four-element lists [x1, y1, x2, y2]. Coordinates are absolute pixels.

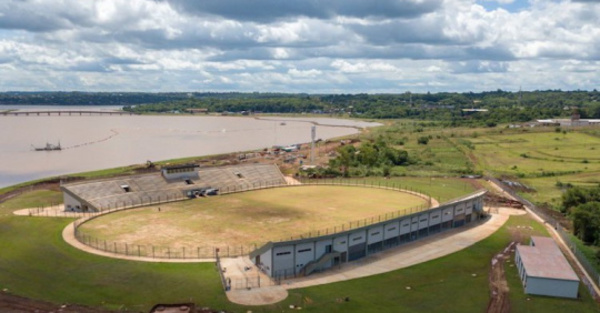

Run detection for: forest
[[2, 90, 600, 127]]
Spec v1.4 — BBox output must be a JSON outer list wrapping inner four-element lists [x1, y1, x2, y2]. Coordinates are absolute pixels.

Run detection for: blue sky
[[478, 0, 531, 12], [0, 0, 598, 93]]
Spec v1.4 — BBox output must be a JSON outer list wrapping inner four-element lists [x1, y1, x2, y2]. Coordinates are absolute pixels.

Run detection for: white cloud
[[0, 0, 598, 92]]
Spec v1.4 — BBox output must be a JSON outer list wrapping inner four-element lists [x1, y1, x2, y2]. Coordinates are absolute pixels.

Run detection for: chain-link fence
[[72, 179, 436, 260]]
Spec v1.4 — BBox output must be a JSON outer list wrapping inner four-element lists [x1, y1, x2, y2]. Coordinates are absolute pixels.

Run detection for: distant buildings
[[536, 111, 600, 127]]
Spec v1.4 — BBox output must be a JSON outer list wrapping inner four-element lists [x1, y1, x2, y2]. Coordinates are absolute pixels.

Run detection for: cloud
[[164, 0, 443, 22], [0, 0, 599, 92]]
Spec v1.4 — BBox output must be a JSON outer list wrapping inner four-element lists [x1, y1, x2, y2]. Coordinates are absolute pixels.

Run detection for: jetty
[[2, 110, 138, 116]]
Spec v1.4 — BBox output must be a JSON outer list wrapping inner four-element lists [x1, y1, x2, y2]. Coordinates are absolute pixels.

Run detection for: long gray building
[[250, 190, 486, 279], [515, 236, 579, 299]]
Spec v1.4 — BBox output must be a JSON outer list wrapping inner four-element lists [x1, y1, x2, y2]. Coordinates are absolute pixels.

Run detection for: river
[[0, 106, 380, 188]]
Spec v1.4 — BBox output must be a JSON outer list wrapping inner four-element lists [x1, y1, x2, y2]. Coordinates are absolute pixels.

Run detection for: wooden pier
[[1, 110, 139, 116]]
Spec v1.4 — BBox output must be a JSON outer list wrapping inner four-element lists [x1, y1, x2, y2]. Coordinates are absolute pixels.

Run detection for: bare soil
[[487, 242, 517, 313]]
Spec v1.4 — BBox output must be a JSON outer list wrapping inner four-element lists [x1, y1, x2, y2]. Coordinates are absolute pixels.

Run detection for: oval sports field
[[78, 185, 428, 249]]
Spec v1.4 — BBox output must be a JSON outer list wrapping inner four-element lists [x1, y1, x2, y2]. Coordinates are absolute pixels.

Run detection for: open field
[[79, 186, 428, 249], [0, 189, 62, 212], [466, 131, 600, 176], [522, 171, 600, 204]]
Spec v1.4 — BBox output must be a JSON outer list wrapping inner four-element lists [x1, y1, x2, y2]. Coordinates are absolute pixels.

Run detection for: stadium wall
[[252, 190, 486, 279]]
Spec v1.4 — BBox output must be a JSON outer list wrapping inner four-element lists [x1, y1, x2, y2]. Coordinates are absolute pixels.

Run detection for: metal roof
[[517, 236, 579, 281]]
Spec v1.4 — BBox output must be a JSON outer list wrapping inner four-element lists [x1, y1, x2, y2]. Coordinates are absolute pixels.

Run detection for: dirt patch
[[487, 242, 517, 313]]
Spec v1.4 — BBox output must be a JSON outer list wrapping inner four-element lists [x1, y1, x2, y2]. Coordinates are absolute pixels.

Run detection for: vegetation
[[561, 186, 600, 246]]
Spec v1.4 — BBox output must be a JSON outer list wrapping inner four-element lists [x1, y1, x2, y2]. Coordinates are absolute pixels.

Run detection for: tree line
[[562, 186, 600, 253], [3, 90, 600, 126]]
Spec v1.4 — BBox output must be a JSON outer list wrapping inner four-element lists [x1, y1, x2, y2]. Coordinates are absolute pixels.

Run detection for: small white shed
[[515, 236, 579, 299]]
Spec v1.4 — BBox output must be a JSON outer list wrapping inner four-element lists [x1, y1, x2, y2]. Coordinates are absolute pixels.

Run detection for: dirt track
[[487, 242, 517, 313]]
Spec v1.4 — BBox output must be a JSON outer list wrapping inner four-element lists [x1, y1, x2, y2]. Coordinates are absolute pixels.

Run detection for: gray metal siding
[[525, 277, 579, 299]]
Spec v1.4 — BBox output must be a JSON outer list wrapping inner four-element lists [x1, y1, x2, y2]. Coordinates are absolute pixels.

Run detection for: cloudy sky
[[0, 0, 598, 93]]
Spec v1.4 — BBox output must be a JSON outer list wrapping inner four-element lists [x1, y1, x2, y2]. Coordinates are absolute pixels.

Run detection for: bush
[[417, 136, 430, 145]]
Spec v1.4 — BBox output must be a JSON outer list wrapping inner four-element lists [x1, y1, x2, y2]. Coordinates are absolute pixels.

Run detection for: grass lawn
[[468, 131, 600, 176], [78, 186, 427, 250], [521, 171, 600, 205], [0, 189, 63, 211]]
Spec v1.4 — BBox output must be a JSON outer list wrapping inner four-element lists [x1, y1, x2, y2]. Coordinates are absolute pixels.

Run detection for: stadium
[[59, 162, 488, 304]]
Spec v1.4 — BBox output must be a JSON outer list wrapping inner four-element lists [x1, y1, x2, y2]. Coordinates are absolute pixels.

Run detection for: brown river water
[[0, 107, 379, 188]]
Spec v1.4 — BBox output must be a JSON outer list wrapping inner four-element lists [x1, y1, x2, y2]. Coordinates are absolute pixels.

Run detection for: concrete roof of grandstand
[[61, 163, 286, 210]]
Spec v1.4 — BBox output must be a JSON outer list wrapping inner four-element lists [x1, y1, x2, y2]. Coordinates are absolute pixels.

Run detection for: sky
[[0, 0, 598, 93]]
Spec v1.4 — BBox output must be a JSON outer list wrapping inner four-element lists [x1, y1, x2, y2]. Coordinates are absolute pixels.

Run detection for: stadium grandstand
[[61, 163, 287, 212]]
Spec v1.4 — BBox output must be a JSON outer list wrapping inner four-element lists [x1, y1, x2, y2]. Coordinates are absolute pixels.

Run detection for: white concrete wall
[[399, 219, 411, 235], [525, 277, 579, 299], [455, 203, 465, 216], [367, 225, 384, 244], [63, 192, 81, 211], [349, 230, 366, 245], [442, 206, 454, 222], [429, 209, 441, 225], [295, 242, 315, 272], [315, 238, 333, 258], [272, 245, 294, 274], [418, 213, 429, 229], [384, 221, 400, 239], [465, 201, 473, 215], [333, 236, 348, 253], [259, 248, 272, 277], [410, 216, 420, 232]]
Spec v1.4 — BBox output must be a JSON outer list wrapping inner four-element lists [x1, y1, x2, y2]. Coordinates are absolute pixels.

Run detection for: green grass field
[[468, 131, 600, 176], [1, 188, 598, 312], [0, 189, 63, 212], [78, 186, 427, 249]]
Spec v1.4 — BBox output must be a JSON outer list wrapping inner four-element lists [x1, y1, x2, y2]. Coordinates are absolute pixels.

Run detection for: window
[[387, 227, 396, 231], [352, 236, 363, 241], [298, 248, 312, 253], [276, 251, 291, 256], [432, 215, 439, 219], [371, 232, 380, 236], [420, 218, 427, 222]]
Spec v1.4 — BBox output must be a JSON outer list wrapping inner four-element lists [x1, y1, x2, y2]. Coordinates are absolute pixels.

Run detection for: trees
[[328, 138, 411, 177], [572, 202, 600, 244], [562, 186, 600, 244]]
